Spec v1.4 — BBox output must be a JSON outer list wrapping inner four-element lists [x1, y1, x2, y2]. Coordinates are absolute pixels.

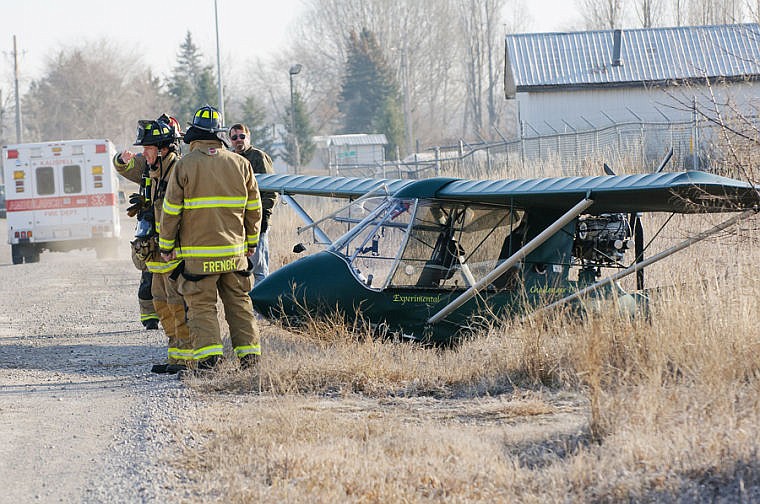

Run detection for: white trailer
[[2, 139, 121, 264]]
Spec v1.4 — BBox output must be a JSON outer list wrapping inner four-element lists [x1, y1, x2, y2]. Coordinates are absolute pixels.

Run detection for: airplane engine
[[573, 213, 632, 266]]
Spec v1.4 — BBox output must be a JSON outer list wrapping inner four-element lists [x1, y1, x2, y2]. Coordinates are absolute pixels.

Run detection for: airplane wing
[[439, 171, 759, 213], [256, 173, 412, 199], [256, 171, 759, 213]]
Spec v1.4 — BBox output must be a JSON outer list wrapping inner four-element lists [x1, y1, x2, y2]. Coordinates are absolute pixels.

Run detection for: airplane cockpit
[[328, 196, 527, 292]]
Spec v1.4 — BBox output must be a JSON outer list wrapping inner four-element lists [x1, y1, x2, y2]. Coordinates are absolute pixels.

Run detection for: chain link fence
[[331, 115, 748, 180]]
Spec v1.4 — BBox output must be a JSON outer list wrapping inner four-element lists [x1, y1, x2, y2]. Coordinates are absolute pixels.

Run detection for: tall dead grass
[[170, 156, 760, 501]]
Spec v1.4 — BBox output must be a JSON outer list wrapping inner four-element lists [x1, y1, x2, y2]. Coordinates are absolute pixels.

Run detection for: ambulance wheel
[[11, 245, 23, 265], [26, 248, 40, 263]]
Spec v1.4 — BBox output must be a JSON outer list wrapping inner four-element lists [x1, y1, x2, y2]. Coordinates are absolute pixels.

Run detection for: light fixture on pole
[[289, 63, 302, 174]]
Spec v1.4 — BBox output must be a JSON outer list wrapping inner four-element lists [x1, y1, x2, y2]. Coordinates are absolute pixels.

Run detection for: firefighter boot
[[240, 354, 259, 371], [143, 319, 160, 330], [165, 363, 187, 374], [167, 303, 193, 374], [151, 300, 176, 374], [178, 355, 221, 380], [139, 298, 159, 330]]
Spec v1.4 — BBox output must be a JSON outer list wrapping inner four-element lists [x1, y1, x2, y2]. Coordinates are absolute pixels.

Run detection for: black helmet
[[188, 105, 225, 133], [157, 114, 183, 138], [134, 119, 178, 148]]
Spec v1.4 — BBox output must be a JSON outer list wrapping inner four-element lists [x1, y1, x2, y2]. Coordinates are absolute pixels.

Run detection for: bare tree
[[237, 0, 527, 152], [748, 0, 760, 23], [578, 0, 626, 29], [457, 0, 508, 140], [22, 40, 170, 147], [671, 0, 688, 25], [278, 0, 470, 150], [688, 0, 744, 24], [635, 0, 666, 27]]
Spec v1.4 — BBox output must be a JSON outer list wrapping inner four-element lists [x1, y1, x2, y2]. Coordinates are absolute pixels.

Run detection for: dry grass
[[167, 156, 760, 502]]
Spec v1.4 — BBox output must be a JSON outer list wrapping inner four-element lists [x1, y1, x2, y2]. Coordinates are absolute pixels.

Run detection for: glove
[[126, 193, 149, 217], [260, 219, 268, 234]]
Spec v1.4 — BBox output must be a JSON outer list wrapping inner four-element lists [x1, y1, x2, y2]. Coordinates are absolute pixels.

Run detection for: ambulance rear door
[[29, 142, 90, 242]]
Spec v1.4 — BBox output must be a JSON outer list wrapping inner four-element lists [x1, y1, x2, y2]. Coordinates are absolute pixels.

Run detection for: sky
[[0, 0, 580, 92]]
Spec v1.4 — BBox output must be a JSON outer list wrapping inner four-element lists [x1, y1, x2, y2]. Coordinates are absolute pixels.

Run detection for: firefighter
[[160, 105, 262, 373], [229, 123, 278, 285], [112, 154, 159, 330], [113, 115, 193, 374]]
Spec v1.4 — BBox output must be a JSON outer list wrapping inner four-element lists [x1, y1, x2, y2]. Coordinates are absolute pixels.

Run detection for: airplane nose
[[249, 251, 355, 320]]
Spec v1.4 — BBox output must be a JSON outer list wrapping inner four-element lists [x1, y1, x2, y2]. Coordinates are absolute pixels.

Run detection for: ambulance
[[2, 139, 121, 264]]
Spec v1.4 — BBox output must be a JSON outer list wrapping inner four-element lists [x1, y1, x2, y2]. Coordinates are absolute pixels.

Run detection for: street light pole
[[214, 0, 225, 123], [289, 63, 302, 174]]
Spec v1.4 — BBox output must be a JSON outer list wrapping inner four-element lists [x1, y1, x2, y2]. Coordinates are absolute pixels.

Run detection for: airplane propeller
[[604, 162, 645, 290], [630, 212, 645, 290]]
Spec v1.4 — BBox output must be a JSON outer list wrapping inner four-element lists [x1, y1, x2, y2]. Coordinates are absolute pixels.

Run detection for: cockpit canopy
[[329, 196, 525, 291]]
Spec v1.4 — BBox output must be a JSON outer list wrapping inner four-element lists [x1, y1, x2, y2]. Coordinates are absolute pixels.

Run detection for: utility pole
[[13, 35, 22, 143]]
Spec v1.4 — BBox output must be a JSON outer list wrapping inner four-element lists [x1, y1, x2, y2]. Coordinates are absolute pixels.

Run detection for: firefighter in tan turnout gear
[[160, 105, 262, 372], [114, 115, 193, 374]]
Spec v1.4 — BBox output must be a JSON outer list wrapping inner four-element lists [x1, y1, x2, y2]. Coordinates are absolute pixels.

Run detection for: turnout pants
[[138, 271, 158, 325], [177, 271, 261, 362], [151, 271, 193, 364]]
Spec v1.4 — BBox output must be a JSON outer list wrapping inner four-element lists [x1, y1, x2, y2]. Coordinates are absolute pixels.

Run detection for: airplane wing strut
[[281, 194, 333, 245]]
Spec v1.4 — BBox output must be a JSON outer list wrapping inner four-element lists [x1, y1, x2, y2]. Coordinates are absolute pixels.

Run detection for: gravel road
[[0, 219, 191, 503]]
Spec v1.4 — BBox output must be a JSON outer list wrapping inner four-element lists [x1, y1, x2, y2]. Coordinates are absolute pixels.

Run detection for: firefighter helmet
[[157, 114, 183, 138], [188, 105, 225, 133], [133, 119, 178, 148]]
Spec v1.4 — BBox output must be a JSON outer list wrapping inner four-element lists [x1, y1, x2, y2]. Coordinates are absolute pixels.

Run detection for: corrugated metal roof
[[328, 134, 388, 146], [505, 23, 760, 90]]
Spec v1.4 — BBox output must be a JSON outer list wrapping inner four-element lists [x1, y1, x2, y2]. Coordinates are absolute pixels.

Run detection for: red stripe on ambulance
[[7, 193, 116, 212]]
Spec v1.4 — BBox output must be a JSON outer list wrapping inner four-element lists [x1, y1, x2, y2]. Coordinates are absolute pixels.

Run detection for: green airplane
[[250, 169, 759, 343]]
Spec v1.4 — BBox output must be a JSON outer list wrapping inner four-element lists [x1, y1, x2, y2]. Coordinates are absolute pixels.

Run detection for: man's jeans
[[251, 232, 270, 285]]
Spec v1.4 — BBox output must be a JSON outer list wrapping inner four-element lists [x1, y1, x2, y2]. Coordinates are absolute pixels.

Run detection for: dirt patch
[[0, 219, 190, 502]]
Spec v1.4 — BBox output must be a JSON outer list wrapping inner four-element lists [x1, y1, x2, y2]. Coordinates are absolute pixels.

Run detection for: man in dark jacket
[[229, 123, 277, 285]]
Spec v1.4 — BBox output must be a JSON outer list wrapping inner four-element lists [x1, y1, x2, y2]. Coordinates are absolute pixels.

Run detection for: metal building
[[504, 23, 760, 137], [323, 134, 388, 176]]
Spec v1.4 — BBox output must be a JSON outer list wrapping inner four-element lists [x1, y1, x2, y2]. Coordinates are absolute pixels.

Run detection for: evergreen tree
[[239, 95, 274, 155], [167, 31, 217, 123], [282, 90, 315, 169], [338, 28, 405, 159]]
